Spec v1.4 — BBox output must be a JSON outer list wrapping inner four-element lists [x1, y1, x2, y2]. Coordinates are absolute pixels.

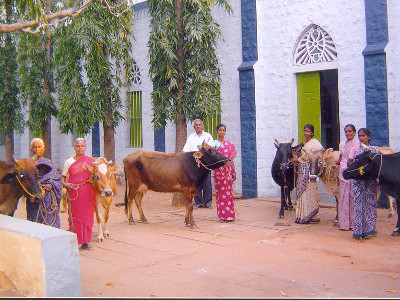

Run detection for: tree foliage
[[53, 0, 134, 136], [0, 0, 24, 135], [16, 32, 57, 136], [148, 0, 232, 128]]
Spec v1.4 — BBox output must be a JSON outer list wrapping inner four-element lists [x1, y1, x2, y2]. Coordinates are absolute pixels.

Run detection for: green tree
[[0, 0, 25, 162], [148, 0, 231, 205], [53, 0, 134, 162]]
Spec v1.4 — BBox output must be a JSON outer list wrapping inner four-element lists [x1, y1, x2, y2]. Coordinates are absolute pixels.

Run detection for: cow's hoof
[[128, 220, 135, 225], [97, 236, 104, 242], [104, 232, 110, 238], [279, 215, 284, 219], [391, 230, 400, 237], [141, 219, 150, 224], [187, 224, 198, 229]]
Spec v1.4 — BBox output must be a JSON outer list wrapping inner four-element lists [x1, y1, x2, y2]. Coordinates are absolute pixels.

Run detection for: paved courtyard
[[9, 186, 400, 298]]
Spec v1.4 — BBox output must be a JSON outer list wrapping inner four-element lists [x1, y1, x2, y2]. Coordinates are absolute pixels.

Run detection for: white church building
[[2, 0, 399, 198]]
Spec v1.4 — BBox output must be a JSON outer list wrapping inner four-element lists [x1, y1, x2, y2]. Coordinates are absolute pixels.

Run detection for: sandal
[[80, 243, 94, 251]]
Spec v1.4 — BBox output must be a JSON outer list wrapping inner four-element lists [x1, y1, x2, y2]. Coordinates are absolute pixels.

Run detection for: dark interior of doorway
[[320, 69, 339, 151]]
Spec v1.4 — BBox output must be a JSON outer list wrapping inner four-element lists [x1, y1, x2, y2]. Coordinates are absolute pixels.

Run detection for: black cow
[[343, 146, 400, 236], [271, 139, 303, 218], [123, 142, 230, 228]]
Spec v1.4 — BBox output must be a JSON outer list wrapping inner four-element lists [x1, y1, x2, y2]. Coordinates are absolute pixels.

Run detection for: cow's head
[[0, 158, 51, 203], [193, 142, 230, 170], [274, 139, 302, 176], [83, 157, 121, 197], [343, 145, 379, 180], [299, 148, 333, 182]]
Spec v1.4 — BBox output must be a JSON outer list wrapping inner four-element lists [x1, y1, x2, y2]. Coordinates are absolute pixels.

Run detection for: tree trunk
[[103, 120, 115, 163], [42, 120, 51, 159], [172, 0, 187, 207], [4, 133, 14, 163], [42, 0, 52, 159]]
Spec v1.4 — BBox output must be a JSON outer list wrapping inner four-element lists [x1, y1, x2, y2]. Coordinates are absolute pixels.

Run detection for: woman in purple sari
[[26, 138, 62, 228]]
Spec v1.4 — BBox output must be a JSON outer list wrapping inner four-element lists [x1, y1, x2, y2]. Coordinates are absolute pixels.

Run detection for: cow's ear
[[274, 139, 280, 149], [36, 164, 52, 177], [322, 148, 333, 159], [82, 163, 94, 172], [298, 155, 308, 163], [292, 144, 303, 153], [111, 165, 121, 173], [193, 152, 203, 159], [0, 172, 15, 184]]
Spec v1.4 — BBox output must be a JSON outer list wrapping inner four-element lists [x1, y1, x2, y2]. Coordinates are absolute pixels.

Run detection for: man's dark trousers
[[194, 172, 212, 208]]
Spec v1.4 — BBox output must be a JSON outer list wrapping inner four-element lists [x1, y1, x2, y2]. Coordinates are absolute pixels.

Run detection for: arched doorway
[[294, 24, 340, 150]]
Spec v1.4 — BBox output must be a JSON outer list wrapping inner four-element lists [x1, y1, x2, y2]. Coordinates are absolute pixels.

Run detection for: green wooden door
[[297, 72, 321, 143]]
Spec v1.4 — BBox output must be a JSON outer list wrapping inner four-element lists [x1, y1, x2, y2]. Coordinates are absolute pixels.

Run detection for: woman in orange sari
[[62, 138, 96, 250]]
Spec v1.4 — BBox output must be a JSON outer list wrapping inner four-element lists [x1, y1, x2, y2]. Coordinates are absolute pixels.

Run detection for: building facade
[[2, 0, 399, 198]]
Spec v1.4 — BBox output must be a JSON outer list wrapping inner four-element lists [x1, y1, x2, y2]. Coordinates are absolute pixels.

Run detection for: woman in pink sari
[[62, 138, 96, 250], [213, 124, 237, 222], [336, 124, 359, 231]]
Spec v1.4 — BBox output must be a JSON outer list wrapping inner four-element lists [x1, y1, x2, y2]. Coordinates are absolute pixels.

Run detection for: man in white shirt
[[183, 119, 214, 209]]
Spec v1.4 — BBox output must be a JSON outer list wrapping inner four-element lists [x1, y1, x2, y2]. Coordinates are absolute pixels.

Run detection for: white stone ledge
[[0, 215, 81, 297]]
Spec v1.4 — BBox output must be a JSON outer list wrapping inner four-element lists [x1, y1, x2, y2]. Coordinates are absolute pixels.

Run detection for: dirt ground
[[8, 185, 400, 298]]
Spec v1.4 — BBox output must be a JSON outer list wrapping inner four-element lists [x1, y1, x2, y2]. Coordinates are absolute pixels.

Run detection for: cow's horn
[[108, 160, 113, 164], [361, 143, 371, 151], [11, 156, 17, 164], [290, 138, 294, 145]]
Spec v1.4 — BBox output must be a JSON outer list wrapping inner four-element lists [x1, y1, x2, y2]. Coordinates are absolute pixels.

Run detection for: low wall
[[0, 215, 81, 297]]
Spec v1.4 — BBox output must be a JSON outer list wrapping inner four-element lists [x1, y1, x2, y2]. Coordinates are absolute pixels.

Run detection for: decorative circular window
[[294, 24, 337, 66], [130, 60, 142, 85]]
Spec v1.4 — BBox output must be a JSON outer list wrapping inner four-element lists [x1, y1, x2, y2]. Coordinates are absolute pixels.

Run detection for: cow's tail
[[124, 163, 129, 215]]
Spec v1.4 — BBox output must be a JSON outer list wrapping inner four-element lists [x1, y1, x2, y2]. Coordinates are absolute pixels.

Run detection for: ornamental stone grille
[[294, 24, 337, 66], [130, 60, 142, 85]]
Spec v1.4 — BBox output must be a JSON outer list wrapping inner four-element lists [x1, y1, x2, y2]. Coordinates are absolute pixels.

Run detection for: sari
[[66, 155, 95, 244], [213, 141, 237, 221], [350, 145, 380, 238], [26, 157, 62, 228], [295, 138, 324, 224], [338, 137, 359, 230]]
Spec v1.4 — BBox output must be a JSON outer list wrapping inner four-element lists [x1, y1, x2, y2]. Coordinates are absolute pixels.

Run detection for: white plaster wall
[[255, 0, 366, 196], [213, 0, 242, 194], [114, 8, 154, 168], [387, 0, 400, 151]]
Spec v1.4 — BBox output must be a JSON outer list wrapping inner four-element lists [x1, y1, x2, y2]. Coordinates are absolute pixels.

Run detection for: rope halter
[[14, 166, 45, 199]]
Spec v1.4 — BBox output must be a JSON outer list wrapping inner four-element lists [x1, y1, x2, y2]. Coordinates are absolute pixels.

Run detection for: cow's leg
[[185, 193, 198, 229], [391, 198, 400, 237], [95, 199, 105, 242], [135, 191, 149, 224], [279, 186, 285, 219], [287, 186, 293, 211], [103, 197, 112, 238], [388, 196, 394, 218], [333, 196, 339, 227], [127, 189, 135, 225]]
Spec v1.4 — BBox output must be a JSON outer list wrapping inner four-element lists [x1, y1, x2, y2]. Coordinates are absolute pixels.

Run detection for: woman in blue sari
[[349, 128, 380, 240]]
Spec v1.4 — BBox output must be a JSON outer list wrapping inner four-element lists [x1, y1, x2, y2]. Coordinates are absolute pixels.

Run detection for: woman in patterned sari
[[349, 128, 380, 240], [62, 138, 96, 250], [292, 124, 324, 224], [27, 138, 62, 228], [213, 124, 237, 222], [336, 124, 359, 231]]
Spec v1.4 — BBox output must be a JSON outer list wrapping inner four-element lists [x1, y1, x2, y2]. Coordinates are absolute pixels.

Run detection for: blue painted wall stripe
[[363, 0, 389, 146], [238, 0, 258, 198], [92, 122, 100, 157], [154, 127, 165, 152]]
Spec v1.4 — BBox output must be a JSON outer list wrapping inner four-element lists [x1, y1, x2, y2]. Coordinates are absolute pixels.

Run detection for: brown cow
[[0, 158, 51, 216], [123, 142, 230, 228], [83, 157, 121, 242]]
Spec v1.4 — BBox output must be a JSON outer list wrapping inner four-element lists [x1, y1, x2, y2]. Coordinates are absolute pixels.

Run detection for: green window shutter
[[129, 91, 143, 147], [204, 98, 221, 140]]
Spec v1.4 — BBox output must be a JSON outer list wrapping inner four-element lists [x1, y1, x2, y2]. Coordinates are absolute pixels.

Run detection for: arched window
[[294, 24, 337, 66]]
